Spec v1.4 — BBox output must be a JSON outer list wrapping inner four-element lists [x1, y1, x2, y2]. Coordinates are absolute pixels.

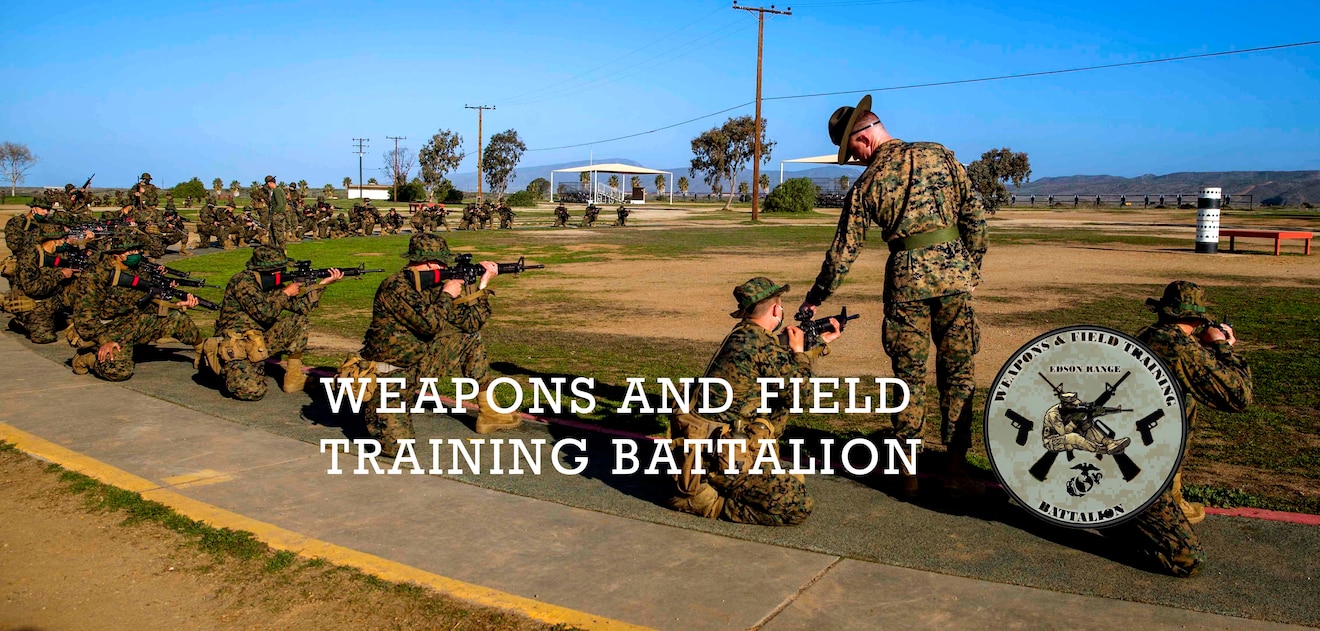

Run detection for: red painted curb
[[1204, 506, 1320, 526]]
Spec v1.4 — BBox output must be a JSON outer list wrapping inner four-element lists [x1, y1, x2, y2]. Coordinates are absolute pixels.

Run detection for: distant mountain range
[[1011, 171, 1320, 205], [450, 161, 1320, 204]]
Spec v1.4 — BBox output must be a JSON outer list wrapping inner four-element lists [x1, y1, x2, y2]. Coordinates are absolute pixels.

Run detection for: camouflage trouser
[[221, 315, 310, 401], [196, 225, 219, 246], [143, 230, 167, 258], [82, 311, 203, 381], [882, 292, 978, 450], [438, 332, 490, 384], [1106, 489, 1204, 577], [315, 222, 330, 239], [18, 287, 72, 344], [163, 228, 188, 252], [361, 220, 375, 236], [268, 217, 288, 247], [363, 350, 449, 458], [708, 470, 814, 526]]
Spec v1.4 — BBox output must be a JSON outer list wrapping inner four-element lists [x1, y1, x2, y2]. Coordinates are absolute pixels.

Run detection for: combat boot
[[1172, 472, 1206, 524], [474, 388, 521, 434], [1098, 436, 1132, 455], [71, 351, 97, 375], [282, 355, 307, 393], [943, 449, 986, 498]]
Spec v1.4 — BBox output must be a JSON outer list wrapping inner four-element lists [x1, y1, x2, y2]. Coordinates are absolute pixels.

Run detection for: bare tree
[[418, 129, 466, 201], [1, 142, 38, 198], [383, 146, 416, 188]]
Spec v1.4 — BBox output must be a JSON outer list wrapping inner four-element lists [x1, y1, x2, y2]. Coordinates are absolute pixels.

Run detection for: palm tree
[[298, 179, 308, 190], [608, 175, 620, 190], [368, 177, 378, 185], [677, 177, 689, 196], [228, 180, 240, 196], [630, 175, 641, 190], [342, 176, 352, 189], [759, 173, 769, 194], [837, 175, 850, 191], [323, 184, 334, 197], [654, 174, 666, 193], [211, 177, 223, 192]]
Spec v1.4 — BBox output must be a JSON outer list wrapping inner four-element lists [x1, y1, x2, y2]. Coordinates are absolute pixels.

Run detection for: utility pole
[[733, 1, 790, 222], [386, 135, 406, 202], [465, 104, 495, 202], [353, 138, 369, 203]]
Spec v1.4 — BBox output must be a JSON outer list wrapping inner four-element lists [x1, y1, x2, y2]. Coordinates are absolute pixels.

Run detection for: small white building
[[345, 183, 392, 201]]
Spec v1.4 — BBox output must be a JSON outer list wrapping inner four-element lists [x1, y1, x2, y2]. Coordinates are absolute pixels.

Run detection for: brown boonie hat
[[246, 245, 292, 271], [1146, 280, 1211, 322], [402, 233, 456, 264], [828, 94, 873, 165], [264, 175, 277, 184], [730, 277, 790, 318]]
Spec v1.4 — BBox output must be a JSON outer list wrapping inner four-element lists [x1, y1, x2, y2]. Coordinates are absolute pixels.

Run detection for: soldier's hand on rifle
[[282, 281, 303, 297], [819, 317, 844, 345], [1201, 323, 1236, 346], [59, 267, 75, 279], [176, 294, 199, 310], [97, 342, 121, 362], [785, 326, 806, 353], [318, 268, 345, 285], [798, 301, 818, 318], [442, 279, 464, 298], [478, 261, 498, 290]]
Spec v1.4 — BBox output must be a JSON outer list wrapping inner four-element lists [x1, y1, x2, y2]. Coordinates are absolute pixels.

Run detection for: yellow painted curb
[[0, 422, 652, 631]]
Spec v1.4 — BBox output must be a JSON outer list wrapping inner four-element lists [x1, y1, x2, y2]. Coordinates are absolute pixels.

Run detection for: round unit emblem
[[984, 326, 1188, 529]]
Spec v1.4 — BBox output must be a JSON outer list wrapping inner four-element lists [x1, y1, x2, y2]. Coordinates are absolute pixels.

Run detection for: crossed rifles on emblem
[[1005, 371, 1166, 483]]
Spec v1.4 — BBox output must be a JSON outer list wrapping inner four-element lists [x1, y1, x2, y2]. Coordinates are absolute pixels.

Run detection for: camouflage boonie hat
[[1058, 392, 1083, 409], [402, 233, 456, 264], [140, 172, 152, 181], [1146, 280, 1211, 322], [828, 94, 873, 165], [264, 175, 276, 184], [28, 198, 53, 210], [246, 245, 292, 271], [730, 276, 790, 318], [102, 227, 146, 253], [64, 183, 75, 192]]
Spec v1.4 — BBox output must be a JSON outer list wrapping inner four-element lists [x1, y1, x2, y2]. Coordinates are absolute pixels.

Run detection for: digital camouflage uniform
[[614, 205, 629, 227], [13, 224, 77, 343], [210, 246, 327, 400], [70, 229, 203, 381], [358, 234, 459, 456], [806, 137, 986, 453], [497, 204, 515, 229], [582, 204, 600, 228], [383, 210, 404, 234], [197, 203, 222, 247], [668, 278, 822, 526], [1106, 282, 1254, 578], [553, 204, 569, 228]]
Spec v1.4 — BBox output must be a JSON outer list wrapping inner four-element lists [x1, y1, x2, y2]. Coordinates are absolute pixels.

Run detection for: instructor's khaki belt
[[888, 225, 960, 253]]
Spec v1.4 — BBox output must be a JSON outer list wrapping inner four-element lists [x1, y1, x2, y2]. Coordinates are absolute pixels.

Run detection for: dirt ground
[[0, 450, 547, 631]]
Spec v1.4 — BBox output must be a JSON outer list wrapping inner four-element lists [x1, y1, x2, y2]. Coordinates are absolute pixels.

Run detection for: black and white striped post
[[1196, 187, 1221, 254]]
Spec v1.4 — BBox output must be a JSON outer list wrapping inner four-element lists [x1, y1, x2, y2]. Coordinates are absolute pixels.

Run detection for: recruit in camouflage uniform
[[803, 95, 987, 495], [130, 173, 159, 211], [1103, 281, 1254, 578], [382, 209, 404, 234], [204, 246, 342, 400], [69, 228, 204, 381], [410, 205, 431, 233], [553, 203, 570, 228], [159, 199, 190, 255], [11, 224, 78, 343], [581, 203, 600, 228], [497, 203, 515, 229], [197, 202, 223, 248], [614, 204, 629, 227], [667, 278, 844, 526]]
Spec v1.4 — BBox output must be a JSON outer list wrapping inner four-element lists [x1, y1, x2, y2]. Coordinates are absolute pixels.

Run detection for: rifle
[[82, 174, 95, 190], [111, 270, 220, 310], [69, 218, 129, 239], [254, 261, 385, 291], [40, 249, 91, 270], [1028, 371, 1142, 482], [414, 254, 546, 289], [790, 305, 859, 349], [139, 261, 217, 289]]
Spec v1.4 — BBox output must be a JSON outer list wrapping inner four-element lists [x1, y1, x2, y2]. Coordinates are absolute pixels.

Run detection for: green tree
[[654, 174, 666, 193], [525, 177, 550, 199], [322, 183, 335, 197], [608, 175, 620, 190], [172, 176, 207, 199], [482, 129, 526, 197], [419, 129, 465, 201], [966, 147, 1031, 215], [759, 173, 770, 194], [629, 175, 641, 190], [211, 177, 223, 192], [763, 177, 819, 214], [298, 179, 308, 190], [677, 176, 689, 195], [836, 175, 850, 191], [738, 181, 750, 196], [579, 171, 590, 190], [0, 141, 38, 198], [229, 180, 240, 197], [343, 176, 352, 189], [689, 115, 775, 210]]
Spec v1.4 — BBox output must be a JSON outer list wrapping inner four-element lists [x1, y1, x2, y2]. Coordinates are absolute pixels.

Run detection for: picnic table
[[1219, 229, 1313, 255]]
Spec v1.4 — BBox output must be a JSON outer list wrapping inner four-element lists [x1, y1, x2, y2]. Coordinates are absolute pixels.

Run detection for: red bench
[[1219, 229, 1313, 255]]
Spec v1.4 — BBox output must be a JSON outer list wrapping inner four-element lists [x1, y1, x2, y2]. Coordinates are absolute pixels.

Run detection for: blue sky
[[3, 0, 1318, 188]]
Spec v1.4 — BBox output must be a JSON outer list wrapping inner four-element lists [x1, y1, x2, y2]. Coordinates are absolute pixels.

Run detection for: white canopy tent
[[778, 154, 865, 184], [550, 162, 675, 205]]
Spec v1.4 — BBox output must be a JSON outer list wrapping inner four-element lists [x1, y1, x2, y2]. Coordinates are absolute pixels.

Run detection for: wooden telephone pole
[[352, 138, 369, 202], [733, 2, 790, 221], [465, 105, 495, 202]]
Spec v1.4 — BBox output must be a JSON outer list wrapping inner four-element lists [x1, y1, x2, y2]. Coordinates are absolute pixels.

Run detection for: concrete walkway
[[0, 333, 1310, 630]]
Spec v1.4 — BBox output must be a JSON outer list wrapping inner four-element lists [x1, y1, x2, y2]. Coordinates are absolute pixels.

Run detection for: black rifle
[[418, 254, 545, 287], [793, 305, 860, 349], [112, 271, 220, 310], [39, 249, 91, 270], [254, 261, 384, 291], [82, 173, 95, 190], [1029, 371, 1142, 481], [69, 218, 129, 239], [139, 261, 217, 289]]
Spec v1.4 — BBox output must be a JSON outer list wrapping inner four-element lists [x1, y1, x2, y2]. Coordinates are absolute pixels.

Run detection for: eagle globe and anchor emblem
[[984, 325, 1189, 529]]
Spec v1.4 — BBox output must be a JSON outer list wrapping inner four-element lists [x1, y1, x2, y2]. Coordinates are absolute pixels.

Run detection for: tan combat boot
[[71, 351, 97, 375], [474, 388, 521, 434], [666, 484, 725, 519], [1172, 472, 1206, 524], [282, 355, 307, 393]]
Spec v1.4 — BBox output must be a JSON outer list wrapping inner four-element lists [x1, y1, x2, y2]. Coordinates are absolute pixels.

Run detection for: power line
[[525, 39, 1320, 151]]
